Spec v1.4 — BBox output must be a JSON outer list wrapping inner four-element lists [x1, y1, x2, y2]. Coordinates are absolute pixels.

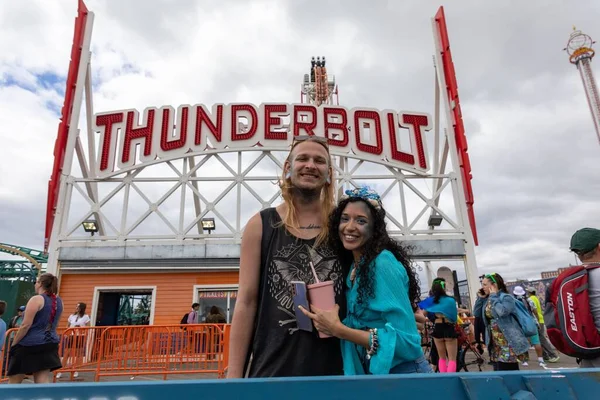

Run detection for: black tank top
[[247, 208, 346, 377]]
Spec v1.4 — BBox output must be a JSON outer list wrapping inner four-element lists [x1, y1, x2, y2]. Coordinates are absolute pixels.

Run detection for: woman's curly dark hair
[[328, 197, 421, 310]]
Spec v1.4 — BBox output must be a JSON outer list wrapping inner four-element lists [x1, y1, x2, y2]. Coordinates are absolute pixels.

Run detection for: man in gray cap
[[570, 227, 600, 368]]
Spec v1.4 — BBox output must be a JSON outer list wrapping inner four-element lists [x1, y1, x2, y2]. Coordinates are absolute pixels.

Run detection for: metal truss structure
[[44, 3, 480, 304]]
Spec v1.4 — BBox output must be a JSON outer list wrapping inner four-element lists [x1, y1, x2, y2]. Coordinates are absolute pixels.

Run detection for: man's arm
[[587, 268, 600, 331], [226, 213, 263, 378]]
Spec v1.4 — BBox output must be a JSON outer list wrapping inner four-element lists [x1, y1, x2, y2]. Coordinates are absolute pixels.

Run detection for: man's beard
[[292, 185, 321, 203]]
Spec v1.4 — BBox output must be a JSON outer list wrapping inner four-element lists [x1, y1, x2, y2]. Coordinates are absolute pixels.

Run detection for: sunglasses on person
[[485, 273, 497, 284], [292, 135, 329, 147]]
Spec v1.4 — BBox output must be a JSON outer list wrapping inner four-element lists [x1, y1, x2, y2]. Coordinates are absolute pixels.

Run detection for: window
[[197, 288, 237, 323], [94, 288, 155, 326]]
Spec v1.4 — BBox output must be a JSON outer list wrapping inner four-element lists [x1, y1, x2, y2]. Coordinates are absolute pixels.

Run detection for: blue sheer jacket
[[341, 250, 423, 375]]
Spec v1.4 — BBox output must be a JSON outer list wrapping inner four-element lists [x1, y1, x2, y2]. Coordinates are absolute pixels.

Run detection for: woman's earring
[[285, 171, 292, 179], [326, 175, 331, 184]]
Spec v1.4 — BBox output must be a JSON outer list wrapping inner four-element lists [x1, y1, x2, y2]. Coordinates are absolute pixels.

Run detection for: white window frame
[[90, 286, 157, 327], [193, 284, 239, 323]]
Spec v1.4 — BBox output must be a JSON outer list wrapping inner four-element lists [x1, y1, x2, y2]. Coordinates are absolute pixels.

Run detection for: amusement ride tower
[[301, 56, 338, 106], [300, 57, 344, 197], [565, 28, 600, 145]]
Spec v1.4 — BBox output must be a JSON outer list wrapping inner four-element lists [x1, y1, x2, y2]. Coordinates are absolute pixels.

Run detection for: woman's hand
[[299, 304, 342, 337], [488, 285, 498, 294], [414, 311, 426, 331]]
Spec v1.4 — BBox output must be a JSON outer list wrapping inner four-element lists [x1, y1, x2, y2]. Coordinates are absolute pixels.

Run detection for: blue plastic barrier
[[2, 369, 600, 400]]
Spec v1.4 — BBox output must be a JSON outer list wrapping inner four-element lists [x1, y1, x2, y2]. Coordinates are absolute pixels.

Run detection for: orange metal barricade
[[53, 326, 107, 381], [1, 324, 231, 383], [94, 324, 227, 381], [220, 324, 231, 378], [0, 328, 18, 383]]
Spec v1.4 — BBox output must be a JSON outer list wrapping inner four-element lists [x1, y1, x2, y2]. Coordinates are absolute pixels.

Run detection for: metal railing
[[1, 324, 230, 382]]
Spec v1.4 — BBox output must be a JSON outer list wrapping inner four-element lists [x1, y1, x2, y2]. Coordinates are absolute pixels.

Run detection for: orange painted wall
[[58, 271, 239, 327]]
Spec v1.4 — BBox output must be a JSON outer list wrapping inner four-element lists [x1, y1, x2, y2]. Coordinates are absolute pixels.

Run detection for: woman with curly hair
[[301, 187, 430, 375]]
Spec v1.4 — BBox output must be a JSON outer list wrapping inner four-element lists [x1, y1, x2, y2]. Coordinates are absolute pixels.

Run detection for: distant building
[[505, 278, 555, 305], [540, 268, 570, 279]]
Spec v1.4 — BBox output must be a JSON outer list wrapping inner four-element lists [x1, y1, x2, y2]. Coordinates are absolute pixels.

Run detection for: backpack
[[180, 312, 189, 325], [512, 296, 538, 337], [544, 264, 600, 359]]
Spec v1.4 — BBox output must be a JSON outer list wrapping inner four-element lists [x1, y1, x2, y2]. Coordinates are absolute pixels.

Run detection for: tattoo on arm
[[299, 224, 321, 230]]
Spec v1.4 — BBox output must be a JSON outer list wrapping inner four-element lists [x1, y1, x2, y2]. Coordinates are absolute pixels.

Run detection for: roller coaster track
[[0, 243, 46, 279]]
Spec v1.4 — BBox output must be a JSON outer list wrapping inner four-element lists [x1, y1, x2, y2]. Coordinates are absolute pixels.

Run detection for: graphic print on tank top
[[268, 241, 344, 335]]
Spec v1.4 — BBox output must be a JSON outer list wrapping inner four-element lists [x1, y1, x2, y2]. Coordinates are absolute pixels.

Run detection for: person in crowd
[[7, 273, 64, 384], [67, 303, 91, 328], [479, 273, 529, 371], [473, 287, 488, 356], [227, 135, 345, 378], [301, 187, 430, 375], [457, 305, 470, 320], [569, 227, 600, 368], [419, 278, 458, 373], [0, 300, 6, 351], [205, 306, 227, 359], [512, 286, 545, 367], [205, 306, 226, 324], [187, 303, 200, 324], [526, 287, 559, 363], [0, 300, 7, 376], [57, 302, 91, 379], [9, 306, 25, 329]]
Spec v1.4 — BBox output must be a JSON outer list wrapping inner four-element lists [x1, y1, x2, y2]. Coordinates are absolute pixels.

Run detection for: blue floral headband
[[343, 186, 383, 209]]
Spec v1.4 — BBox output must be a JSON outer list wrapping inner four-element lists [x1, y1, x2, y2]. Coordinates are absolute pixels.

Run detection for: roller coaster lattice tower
[[565, 27, 600, 145]]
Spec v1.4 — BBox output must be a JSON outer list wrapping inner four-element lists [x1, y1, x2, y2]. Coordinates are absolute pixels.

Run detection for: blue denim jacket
[[478, 292, 530, 355]]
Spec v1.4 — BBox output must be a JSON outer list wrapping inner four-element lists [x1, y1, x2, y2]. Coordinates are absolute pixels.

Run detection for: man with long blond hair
[[227, 135, 346, 378]]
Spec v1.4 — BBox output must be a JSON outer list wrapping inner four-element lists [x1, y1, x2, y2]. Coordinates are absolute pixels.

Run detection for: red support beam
[[44, 0, 89, 253], [434, 7, 479, 245]]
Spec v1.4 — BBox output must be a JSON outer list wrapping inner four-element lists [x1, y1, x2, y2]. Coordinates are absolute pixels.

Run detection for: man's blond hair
[[278, 138, 335, 246]]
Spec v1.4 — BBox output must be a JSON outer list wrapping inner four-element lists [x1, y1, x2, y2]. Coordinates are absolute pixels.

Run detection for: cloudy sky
[[1, 0, 599, 283]]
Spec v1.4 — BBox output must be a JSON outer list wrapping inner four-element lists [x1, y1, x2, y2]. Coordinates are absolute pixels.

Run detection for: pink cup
[[307, 281, 336, 338]]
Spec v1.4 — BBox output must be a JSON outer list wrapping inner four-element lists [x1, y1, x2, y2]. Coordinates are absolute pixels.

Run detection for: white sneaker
[[73, 372, 79, 378], [539, 361, 547, 368], [521, 362, 529, 367], [56, 373, 62, 379]]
